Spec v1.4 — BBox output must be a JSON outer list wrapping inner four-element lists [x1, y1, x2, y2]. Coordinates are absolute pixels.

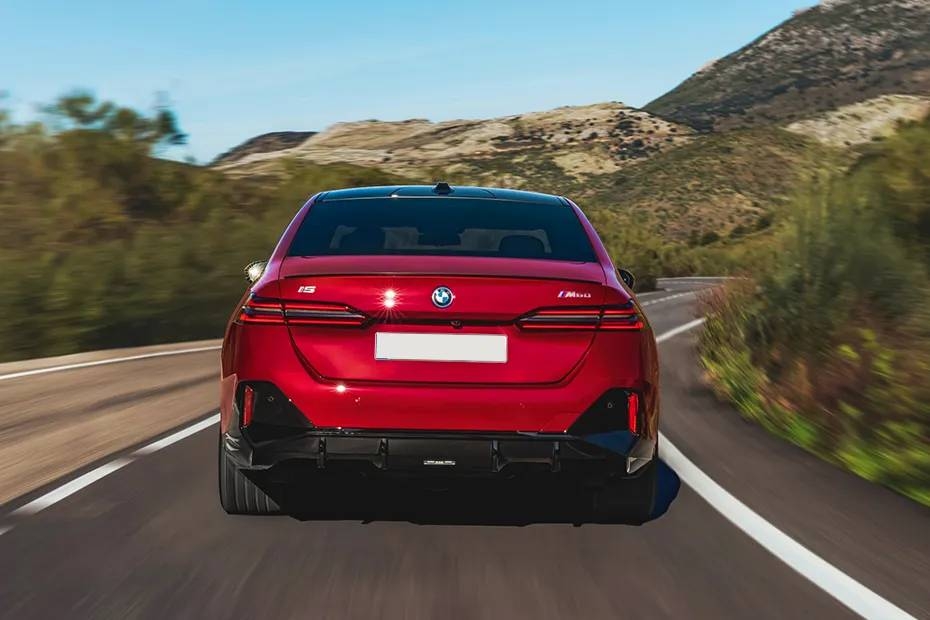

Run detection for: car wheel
[[218, 435, 280, 515], [594, 458, 658, 524]]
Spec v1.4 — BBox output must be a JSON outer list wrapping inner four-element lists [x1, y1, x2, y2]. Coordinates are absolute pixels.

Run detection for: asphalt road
[[0, 279, 927, 619]]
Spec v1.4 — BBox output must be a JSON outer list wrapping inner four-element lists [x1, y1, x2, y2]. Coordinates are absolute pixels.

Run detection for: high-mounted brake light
[[516, 304, 643, 331], [239, 296, 368, 327]]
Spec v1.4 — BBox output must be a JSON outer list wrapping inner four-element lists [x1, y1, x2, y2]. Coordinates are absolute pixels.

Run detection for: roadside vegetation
[[700, 116, 930, 504], [0, 92, 404, 361]]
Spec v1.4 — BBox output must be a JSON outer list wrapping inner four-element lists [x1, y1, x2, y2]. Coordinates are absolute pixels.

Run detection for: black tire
[[594, 459, 658, 524], [218, 436, 280, 515]]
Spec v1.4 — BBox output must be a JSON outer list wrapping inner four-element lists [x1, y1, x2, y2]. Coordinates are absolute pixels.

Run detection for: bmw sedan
[[219, 184, 659, 521]]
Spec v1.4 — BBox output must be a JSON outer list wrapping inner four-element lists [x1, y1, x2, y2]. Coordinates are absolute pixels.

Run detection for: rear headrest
[[498, 234, 546, 258], [339, 227, 385, 252]]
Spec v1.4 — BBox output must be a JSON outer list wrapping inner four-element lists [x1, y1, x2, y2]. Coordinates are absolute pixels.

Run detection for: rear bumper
[[223, 427, 656, 477], [220, 323, 659, 435]]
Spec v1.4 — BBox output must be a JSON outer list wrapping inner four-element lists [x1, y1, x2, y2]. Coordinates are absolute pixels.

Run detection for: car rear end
[[219, 186, 659, 518]]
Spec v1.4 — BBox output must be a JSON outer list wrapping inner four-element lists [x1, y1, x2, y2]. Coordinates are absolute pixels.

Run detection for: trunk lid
[[279, 256, 610, 385]]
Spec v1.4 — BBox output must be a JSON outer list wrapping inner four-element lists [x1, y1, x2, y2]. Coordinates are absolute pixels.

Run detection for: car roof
[[316, 185, 569, 206]]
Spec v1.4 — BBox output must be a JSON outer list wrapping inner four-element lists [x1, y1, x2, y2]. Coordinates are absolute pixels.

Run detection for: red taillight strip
[[601, 307, 645, 331], [517, 308, 601, 330], [286, 314, 367, 326], [517, 304, 642, 331], [239, 296, 368, 327], [239, 298, 284, 324], [285, 304, 367, 326]]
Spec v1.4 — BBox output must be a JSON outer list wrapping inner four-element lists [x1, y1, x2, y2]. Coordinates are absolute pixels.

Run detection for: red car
[[219, 184, 659, 521]]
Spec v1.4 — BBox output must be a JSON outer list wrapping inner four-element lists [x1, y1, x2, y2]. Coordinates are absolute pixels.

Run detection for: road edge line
[[655, 317, 706, 341], [641, 292, 696, 308], [132, 414, 221, 456], [11, 458, 135, 516]]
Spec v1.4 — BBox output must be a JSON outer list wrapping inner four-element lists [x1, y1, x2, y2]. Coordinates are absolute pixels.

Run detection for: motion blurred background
[[1, 0, 927, 508]]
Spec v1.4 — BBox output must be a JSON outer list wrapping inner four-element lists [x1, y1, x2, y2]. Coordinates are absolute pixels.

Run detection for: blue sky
[[1, 1, 809, 161]]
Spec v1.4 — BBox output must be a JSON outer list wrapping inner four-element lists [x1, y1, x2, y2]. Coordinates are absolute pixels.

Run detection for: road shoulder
[[0, 344, 220, 506], [659, 328, 930, 619]]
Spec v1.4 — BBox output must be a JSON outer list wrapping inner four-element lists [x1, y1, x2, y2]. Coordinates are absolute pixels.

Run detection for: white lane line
[[655, 319, 915, 620], [0, 345, 221, 382], [132, 414, 221, 456], [11, 458, 135, 516], [655, 317, 706, 341], [0, 412, 220, 533], [641, 291, 696, 308]]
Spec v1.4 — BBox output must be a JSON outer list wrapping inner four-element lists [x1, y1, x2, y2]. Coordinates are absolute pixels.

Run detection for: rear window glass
[[288, 197, 597, 262]]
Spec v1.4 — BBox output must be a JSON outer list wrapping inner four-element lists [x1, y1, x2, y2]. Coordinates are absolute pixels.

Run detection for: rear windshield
[[287, 197, 597, 262]]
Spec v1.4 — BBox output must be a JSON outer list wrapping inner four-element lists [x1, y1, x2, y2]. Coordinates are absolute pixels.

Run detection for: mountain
[[210, 103, 830, 243], [213, 131, 316, 165], [785, 93, 930, 146], [645, 0, 930, 131], [213, 103, 693, 186]]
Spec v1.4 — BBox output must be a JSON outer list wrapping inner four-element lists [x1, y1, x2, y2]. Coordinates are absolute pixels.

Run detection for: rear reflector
[[517, 304, 642, 331], [241, 385, 255, 428], [627, 391, 640, 434], [239, 296, 368, 327]]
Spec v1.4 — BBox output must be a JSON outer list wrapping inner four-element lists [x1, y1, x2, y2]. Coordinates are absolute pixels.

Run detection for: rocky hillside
[[213, 103, 693, 187], [645, 0, 930, 131], [785, 94, 930, 146], [213, 131, 315, 165]]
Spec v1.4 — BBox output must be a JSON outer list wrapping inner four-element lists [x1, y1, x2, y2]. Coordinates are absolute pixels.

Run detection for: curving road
[[0, 279, 927, 619]]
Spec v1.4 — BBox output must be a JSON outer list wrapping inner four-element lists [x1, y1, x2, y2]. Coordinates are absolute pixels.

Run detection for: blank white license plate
[[374, 332, 507, 363]]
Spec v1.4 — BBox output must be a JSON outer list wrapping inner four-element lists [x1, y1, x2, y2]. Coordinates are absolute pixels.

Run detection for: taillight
[[601, 305, 644, 331], [516, 308, 601, 330], [239, 296, 368, 327], [239, 297, 284, 324], [241, 385, 255, 428], [517, 304, 642, 331]]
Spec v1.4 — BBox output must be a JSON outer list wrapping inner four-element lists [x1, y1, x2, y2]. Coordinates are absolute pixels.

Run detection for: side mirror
[[244, 260, 267, 283], [617, 268, 636, 290]]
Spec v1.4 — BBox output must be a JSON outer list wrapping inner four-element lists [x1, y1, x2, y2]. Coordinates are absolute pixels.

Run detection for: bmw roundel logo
[[431, 286, 454, 309]]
